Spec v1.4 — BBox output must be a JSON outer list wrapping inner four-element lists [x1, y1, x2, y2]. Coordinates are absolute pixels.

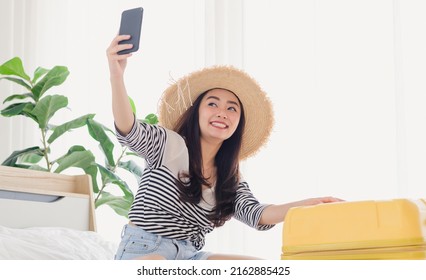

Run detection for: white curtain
[[1, 0, 426, 259]]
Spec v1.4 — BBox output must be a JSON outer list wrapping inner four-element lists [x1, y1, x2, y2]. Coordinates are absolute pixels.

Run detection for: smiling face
[[198, 88, 242, 145]]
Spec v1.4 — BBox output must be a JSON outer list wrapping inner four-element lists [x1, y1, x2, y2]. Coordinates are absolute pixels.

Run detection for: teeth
[[211, 122, 227, 128]]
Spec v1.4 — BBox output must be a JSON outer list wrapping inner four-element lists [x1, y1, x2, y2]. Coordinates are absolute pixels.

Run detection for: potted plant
[[0, 57, 157, 217]]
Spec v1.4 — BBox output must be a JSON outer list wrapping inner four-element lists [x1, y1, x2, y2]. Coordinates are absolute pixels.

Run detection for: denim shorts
[[114, 224, 212, 260]]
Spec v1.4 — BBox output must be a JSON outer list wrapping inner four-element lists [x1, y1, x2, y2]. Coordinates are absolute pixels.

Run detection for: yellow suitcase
[[281, 199, 426, 260]]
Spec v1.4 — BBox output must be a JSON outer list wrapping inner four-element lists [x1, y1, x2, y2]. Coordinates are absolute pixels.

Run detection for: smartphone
[[118, 7, 144, 54]]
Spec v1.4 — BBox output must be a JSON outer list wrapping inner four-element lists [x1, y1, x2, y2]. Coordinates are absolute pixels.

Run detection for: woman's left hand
[[259, 196, 344, 225], [295, 196, 344, 207]]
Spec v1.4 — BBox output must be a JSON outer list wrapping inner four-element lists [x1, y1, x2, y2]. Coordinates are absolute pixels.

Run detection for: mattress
[[281, 199, 426, 259]]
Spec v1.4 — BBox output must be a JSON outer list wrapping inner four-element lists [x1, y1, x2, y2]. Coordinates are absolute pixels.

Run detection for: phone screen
[[118, 7, 144, 54]]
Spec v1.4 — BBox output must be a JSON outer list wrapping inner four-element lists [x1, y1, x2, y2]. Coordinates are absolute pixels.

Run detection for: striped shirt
[[116, 119, 274, 250]]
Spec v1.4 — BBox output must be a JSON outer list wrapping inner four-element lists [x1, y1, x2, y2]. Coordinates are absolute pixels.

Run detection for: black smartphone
[[118, 7, 144, 54]]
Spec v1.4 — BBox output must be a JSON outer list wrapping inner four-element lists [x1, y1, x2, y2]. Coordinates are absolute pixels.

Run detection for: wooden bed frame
[[0, 165, 96, 231]]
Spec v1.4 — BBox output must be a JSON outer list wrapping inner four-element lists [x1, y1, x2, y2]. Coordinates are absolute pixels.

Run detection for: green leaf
[[118, 160, 143, 180], [54, 147, 99, 192], [128, 96, 136, 115], [31, 66, 69, 100], [52, 145, 87, 166], [1, 101, 37, 123], [18, 148, 44, 164], [22, 104, 38, 123], [95, 191, 133, 217], [47, 113, 95, 144], [141, 113, 159, 125], [0, 57, 31, 81], [31, 95, 68, 129], [98, 123, 115, 136], [87, 122, 115, 137], [1, 102, 35, 117], [86, 119, 115, 167], [84, 164, 99, 193], [3, 93, 34, 104], [13, 164, 48, 172], [53, 145, 86, 163], [0, 77, 32, 91], [32, 67, 49, 84], [97, 164, 133, 198], [54, 149, 95, 173], [2, 146, 42, 166], [12, 164, 33, 169]]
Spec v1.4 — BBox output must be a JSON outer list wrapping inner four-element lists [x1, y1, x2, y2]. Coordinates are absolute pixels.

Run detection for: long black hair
[[174, 89, 246, 227]]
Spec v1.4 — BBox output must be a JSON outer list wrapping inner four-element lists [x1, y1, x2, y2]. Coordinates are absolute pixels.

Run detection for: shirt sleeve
[[233, 181, 275, 231], [115, 118, 167, 169]]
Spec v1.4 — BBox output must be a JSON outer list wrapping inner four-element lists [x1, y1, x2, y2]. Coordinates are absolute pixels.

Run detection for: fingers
[[112, 34, 132, 45], [106, 35, 134, 58], [318, 196, 345, 203]]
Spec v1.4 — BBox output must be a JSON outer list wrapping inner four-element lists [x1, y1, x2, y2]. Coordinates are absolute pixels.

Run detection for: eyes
[[207, 102, 238, 112]]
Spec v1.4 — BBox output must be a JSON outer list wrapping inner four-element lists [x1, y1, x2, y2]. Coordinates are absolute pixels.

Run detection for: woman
[[107, 34, 342, 260]]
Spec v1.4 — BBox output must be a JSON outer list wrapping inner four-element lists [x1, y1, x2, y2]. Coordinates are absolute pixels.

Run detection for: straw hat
[[158, 65, 274, 160]]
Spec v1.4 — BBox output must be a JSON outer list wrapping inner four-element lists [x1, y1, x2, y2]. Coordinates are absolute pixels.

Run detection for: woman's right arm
[[106, 34, 135, 136]]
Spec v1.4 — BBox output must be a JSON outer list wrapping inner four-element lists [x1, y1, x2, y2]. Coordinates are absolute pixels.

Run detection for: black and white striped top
[[116, 119, 274, 250]]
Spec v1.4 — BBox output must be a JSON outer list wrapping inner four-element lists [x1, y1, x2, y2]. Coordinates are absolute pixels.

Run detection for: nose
[[216, 109, 228, 119]]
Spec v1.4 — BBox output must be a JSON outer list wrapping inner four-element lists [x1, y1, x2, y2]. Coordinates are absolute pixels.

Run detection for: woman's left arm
[[259, 197, 344, 225]]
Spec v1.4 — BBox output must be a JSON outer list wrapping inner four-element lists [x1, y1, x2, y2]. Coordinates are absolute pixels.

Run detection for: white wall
[[1, 0, 425, 259]]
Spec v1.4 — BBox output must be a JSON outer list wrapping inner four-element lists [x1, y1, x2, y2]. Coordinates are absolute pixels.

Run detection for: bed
[[0, 165, 117, 259]]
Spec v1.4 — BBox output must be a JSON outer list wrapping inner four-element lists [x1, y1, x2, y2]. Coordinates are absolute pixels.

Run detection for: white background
[[0, 0, 425, 260]]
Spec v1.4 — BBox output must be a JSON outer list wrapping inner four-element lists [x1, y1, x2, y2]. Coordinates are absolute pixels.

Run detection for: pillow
[[0, 225, 118, 260]]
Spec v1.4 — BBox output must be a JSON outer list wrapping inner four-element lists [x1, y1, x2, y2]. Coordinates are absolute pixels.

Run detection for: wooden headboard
[[0, 165, 96, 231]]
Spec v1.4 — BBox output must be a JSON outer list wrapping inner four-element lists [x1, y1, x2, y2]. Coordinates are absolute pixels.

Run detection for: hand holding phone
[[118, 7, 144, 54]]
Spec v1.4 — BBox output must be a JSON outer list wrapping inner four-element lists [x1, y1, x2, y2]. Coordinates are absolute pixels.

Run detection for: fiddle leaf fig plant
[[0, 57, 157, 217]]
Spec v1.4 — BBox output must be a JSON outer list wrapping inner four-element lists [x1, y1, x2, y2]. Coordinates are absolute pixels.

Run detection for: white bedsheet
[[0, 226, 118, 260]]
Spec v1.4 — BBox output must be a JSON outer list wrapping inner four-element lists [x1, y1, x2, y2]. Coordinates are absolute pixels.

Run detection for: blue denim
[[114, 224, 211, 260]]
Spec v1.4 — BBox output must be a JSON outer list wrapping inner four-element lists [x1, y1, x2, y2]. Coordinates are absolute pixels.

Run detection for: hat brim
[[158, 65, 274, 160]]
